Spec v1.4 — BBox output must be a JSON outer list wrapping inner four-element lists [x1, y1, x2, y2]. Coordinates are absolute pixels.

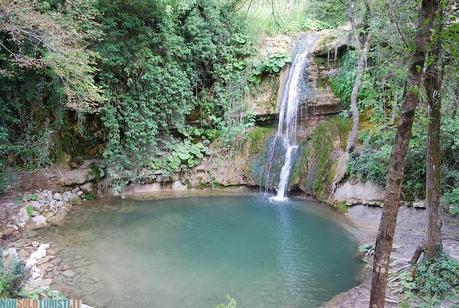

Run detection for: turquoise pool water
[[36, 194, 361, 307]]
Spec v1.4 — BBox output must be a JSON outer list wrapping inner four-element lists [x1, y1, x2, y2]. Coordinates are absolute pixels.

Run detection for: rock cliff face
[[107, 31, 362, 201], [183, 31, 353, 196]]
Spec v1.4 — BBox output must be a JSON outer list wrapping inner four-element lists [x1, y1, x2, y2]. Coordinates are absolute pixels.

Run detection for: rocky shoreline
[[1, 186, 93, 307], [1, 182, 458, 307]]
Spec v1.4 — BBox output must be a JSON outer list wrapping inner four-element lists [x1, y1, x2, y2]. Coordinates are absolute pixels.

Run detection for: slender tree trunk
[[369, 1, 439, 307], [346, 0, 371, 153], [347, 34, 370, 153], [424, 10, 445, 261]]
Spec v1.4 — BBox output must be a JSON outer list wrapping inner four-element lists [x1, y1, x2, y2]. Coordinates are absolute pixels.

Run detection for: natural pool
[[32, 194, 362, 307]]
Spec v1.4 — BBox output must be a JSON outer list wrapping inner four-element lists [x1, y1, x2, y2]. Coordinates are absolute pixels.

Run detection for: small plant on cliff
[[248, 53, 291, 85]]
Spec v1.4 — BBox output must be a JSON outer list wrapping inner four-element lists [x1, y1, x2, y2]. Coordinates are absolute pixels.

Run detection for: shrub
[[248, 53, 291, 85], [0, 248, 27, 298], [444, 188, 459, 216], [405, 252, 459, 300]]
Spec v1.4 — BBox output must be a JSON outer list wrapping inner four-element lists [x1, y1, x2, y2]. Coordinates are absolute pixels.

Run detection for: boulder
[[18, 207, 29, 224], [48, 209, 67, 226], [51, 168, 96, 187], [68, 195, 82, 205], [30, 200, 45, 211], [334, 180, 385, 202], [80, 182, 93, 193], [28, 215, 48, 230]]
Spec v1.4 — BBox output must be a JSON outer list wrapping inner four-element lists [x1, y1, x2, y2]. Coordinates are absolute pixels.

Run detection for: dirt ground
[[324, 205, 459, 308]]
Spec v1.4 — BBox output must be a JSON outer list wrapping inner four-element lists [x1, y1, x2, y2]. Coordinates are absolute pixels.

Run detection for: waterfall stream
[[270, 34, 319, 202]]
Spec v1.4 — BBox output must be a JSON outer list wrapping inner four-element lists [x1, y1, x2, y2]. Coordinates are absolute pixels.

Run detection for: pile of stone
[[24, 242, 53, 290], [16, 188, 86, 231]]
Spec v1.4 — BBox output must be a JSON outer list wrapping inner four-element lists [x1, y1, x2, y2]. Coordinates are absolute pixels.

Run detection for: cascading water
[[269, 34, 319, 202]]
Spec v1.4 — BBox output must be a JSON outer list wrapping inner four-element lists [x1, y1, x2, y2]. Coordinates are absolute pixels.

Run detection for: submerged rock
[[62, 269, 75, 278]]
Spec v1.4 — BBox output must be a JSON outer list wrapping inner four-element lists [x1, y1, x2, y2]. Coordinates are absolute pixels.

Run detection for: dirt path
[[324, 205, 459, 308]]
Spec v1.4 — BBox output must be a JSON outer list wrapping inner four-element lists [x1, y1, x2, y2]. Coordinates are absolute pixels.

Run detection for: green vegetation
[[246, 127, 274, 155], [0, 0, 255, 192], [400, 252, 459, 305], [239, 0, 346, 37], [329, 51, 358, 110], [248, 53, 291, 85], [291, 117, 350, 200], [444, 188, 459, 216], [26, 205, 34, 217], [0, 247, 26, 298]]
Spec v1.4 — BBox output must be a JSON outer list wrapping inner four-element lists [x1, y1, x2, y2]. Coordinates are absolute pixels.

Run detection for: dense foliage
[[0, 0, 255, 192], [327, 0, 459, 203], [400, 252, 459, 305], [96, 0, 254, 190]]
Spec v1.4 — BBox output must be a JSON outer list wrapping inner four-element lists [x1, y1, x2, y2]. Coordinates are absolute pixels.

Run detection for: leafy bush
[[99, 0, 254, 186], [401, 252, 459, 302], [0, 0, 104, 168], [329, 51, 357, 110], [161, 141, 208, 172], [248, 53, 291, 85], [348, 123, 428, 201], [444, 188, 459, 216], [0, 248, 27, 298]]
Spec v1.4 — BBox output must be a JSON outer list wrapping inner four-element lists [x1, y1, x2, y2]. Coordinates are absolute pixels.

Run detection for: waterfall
[[270, 34, 319, 202]]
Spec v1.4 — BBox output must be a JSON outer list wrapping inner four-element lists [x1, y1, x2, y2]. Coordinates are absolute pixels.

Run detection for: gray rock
[[2, 248, 19, 269], [334, 180, 385, 202], [28, 215, 47, 230], [412, 201, 426, 209], [48, 209, 67, 226], [62, 270, 75, 278], [68, 195, 82, 205], [18, 207, 29, 224], [80, 182, 93, 193]]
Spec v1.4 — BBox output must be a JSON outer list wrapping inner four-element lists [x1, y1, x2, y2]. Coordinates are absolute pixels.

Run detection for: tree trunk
[[347, 34, 370, 153], [346, 0, 371, 153], [424, 9, 445, 261], [368, 1, 439, 307]]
